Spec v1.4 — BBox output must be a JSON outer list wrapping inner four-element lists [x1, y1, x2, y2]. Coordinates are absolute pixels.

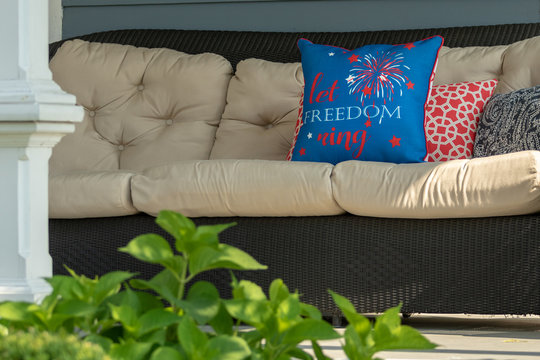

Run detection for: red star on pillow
[[404, 43, 416, 50], [299, 148, 306, 156], [389, 136, 401, 148], [406, 81, 415, 89], [362, 86, 372, 96], [364, 119, 372, 127], [348, 54, 359, 63]]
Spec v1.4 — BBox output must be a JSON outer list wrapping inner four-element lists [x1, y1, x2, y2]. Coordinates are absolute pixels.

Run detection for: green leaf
[[282, 319, 340, 344], [0, 302, 34, 323], [232, 280, 267, 301], [109, 303, 139, 334], [287, 347, 314, 360], [54, 299, 97, 317], [373, 325, 437, 353], [206, 335, 251, 360], [223, 299, 272, 326], [156, 210, 196, 253], [372, 305, 407, 352], [114, 290, 164, 315], [300, 303, 322, 320], [277, 294, 301, 321], [329, 290, 371, 337], [161, 255, 187, 276], [269, 279, 289, 304], [188, 223, 236, 251], [190, 244, 266, 277], [209, 303, 234, 335], [374, 304, 401, 333], [48, 274, 85, 300], [121, 287, 143, 315], [100, 325, 125, 343], [250, 352, 264, 360], [312, 341, 331, 360], [130, 269, 179, 305], [138, 290, 166, 310], [177, 316, 208, 357], [85, 334, 114, 352], [137, 308, 181, 338], [239, 330, 263, 347], [140, 328, 167, 346], [64, 266, 96, 299], [329, 290, 357, 322], [40, 313, 73, 332], [150, 346, 185, 360], [343, 325, 369, 360], [94, 271, 135, 303], [0, 324, 8, 336], [40, 280, 61, 311], [119, 234, 174, 264], [109, 341, 154, 360], [178, 281, 220, 325]]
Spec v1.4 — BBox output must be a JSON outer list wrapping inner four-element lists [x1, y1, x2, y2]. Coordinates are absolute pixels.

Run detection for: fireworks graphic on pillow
[[290, 36, 444, 165], [346, 50, 410, 104]]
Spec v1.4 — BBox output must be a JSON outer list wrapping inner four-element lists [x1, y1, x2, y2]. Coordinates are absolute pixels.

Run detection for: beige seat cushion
[[50, 171, 137, 218], [332, 151, 540, 219], [210, 59, 303, 160], [131, 159, 343, 217], [49, 39, 233, 174]]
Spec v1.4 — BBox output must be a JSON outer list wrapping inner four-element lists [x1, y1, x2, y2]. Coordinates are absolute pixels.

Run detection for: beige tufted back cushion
[[50, 36, 540, 166], [210, 36, 540, 160], [434, 35, 540, 94], [209, 59, 304, 160], [49, 40, 233, 174]]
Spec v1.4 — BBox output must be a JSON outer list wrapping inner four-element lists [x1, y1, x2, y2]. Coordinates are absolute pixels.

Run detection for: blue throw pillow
[[291, 36, 444, 164]]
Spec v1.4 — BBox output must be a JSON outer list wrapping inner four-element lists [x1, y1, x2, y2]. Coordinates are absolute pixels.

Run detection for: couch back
[[48, 23, 540, 174], [50, 23, 540, 67]]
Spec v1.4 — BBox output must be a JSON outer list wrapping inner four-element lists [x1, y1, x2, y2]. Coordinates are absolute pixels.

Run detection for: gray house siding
[[62, 0, 540, 39]]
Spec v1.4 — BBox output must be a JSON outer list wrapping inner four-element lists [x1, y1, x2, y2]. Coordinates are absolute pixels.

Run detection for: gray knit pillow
[[473, 85, 540, 157]]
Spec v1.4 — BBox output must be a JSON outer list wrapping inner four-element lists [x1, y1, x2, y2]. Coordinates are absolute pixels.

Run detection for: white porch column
[[0, 0, 83, 302]]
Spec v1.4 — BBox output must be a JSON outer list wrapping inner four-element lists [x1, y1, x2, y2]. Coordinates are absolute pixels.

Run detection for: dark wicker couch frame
[[49, 23, 540, 317]]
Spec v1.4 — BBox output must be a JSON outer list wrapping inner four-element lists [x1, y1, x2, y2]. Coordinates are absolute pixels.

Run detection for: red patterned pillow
[[424, 79, 497, 161], [289, 79, 498, 162], [286, 90, 303, 161]]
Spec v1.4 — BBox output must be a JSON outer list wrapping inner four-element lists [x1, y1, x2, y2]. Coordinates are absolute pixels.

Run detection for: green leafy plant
[[0, 210, 436, 359], [0, 328, 109, 360], [329, 292, 435, 360]]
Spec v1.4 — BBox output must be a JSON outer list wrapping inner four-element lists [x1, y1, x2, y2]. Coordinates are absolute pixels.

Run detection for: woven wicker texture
[[50, 23, 540, 68], [49, 23, 540, 315], [50, 213, 540, 316]]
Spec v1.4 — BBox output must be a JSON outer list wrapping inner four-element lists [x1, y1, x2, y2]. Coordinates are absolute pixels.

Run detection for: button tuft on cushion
[[265, 123, 274, 129], [49, 40, 233, 173], [166, 119, 173, 125], [118, 145, 125, 151], [89, 110, 96, 117]]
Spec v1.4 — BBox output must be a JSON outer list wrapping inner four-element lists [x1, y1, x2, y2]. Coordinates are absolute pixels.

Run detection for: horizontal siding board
[[63, 0, 307, 6], [62, 0, 540, 39]]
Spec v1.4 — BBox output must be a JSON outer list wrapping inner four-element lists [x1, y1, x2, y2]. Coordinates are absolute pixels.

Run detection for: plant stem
[[177, 255, 189, 302], [233, 318, 241, 337]]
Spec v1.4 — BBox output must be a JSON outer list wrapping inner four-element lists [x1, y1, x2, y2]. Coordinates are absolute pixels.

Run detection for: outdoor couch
[[48, 23, 540, 318]]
